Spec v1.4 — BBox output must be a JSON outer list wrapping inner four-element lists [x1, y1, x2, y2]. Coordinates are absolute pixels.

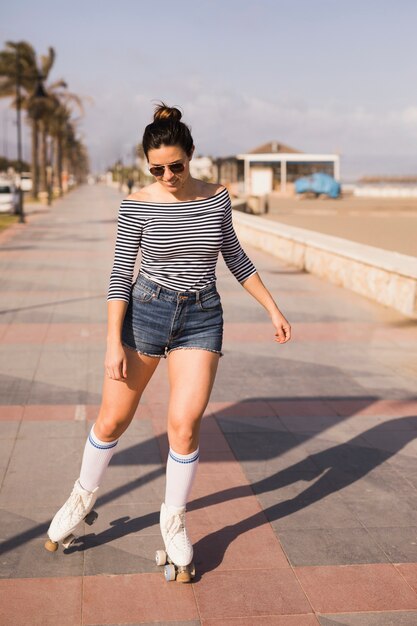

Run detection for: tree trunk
[[31, 119, 39, 199], [48, 138, 54, 204], [39, 121, 47, 194], [55, 135, 63, 196], [62, 149, 69, 193]]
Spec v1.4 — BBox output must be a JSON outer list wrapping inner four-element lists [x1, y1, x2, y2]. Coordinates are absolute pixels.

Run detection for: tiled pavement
[[0, 185, 417, 625]]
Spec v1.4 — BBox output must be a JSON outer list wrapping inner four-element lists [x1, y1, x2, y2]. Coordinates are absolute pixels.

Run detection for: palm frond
[[48, 79, 68, 91], [40, 47, 55, 78]]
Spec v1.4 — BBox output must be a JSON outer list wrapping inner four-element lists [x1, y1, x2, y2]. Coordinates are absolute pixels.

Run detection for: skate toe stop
[[44, 539, 59, 552], [176, 569, 192, 583]]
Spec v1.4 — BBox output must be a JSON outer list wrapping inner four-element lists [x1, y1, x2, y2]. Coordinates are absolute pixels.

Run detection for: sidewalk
[[1, 184, 417, 625]]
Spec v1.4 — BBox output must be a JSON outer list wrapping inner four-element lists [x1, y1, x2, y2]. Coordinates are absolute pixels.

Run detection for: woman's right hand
[[104, 341, 127, 380]]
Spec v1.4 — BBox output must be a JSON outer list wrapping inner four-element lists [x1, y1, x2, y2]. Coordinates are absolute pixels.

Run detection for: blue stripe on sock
[[88, 433, 118, 450], [169, 449, 199, 464]]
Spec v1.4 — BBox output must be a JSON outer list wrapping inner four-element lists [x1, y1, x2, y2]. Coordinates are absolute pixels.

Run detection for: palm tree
[[0, 40, 89, 198], [43, 87, 84, 196], [48, 101, 71, 196], [34, 80, 67, 197], [58, 119, 89, 190], [0, 41, 56, 198]]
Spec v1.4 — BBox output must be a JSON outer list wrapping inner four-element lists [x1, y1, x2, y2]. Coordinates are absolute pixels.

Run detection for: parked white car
[[0, 182, 18, 213], [20, 172, 32, 192]]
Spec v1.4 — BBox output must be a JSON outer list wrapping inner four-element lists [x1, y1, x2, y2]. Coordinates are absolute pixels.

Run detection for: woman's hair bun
[[143, 101, 193, 158], [153, 101, 182, 123]]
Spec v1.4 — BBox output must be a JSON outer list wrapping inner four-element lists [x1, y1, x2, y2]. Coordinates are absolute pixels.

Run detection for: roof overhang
[[237, 153, 339, 162]]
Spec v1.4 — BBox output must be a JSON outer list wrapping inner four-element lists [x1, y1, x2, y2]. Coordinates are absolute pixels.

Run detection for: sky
[[1, 0, 417, 180]]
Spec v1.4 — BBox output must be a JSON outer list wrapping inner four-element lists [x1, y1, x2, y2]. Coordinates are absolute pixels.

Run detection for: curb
[[233, 209, 417, 318]]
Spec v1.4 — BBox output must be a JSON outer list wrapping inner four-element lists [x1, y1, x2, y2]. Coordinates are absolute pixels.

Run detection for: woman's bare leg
[[46, 349, 161, 548], [94, 348, 161, 441], [159, 349, 220, 573], [166, 349, 220, 453], [164, 349, 220, 505], [78, 348, 161, 492]]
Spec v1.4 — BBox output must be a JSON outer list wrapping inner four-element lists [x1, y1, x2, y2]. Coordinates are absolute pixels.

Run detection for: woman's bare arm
[[241, 273, 291, 344], [105, 300, 129, 380]]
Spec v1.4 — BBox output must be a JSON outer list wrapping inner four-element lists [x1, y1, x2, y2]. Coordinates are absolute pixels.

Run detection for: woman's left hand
[[271, 309, 291, 344]]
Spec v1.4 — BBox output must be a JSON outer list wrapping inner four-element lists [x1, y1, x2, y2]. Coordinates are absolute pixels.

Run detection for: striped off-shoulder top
[[107, 186, 257, 301]]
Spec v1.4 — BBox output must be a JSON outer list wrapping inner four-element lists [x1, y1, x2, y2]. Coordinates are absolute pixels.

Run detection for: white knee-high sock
[[164, 447, 200, 508], [79, 425, 119, 492]]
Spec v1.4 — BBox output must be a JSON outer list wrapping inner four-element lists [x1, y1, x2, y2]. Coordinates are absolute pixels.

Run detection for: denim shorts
[[121, 274, 224, 358]]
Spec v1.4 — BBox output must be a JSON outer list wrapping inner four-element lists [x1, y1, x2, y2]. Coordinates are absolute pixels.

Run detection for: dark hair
[[142, 102, 194, 159]]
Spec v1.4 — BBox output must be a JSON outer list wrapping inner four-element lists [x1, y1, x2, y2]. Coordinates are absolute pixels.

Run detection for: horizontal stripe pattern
[[107, 187, 257, 301], [88, 433, 119, 450], [169, 449, 200, 464]]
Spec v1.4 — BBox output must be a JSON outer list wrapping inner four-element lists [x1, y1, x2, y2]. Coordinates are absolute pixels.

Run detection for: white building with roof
[[189, 156, 213, 181], [237, 141, 340, 196]]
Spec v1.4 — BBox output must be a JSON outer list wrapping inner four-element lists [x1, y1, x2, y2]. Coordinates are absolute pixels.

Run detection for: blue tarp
[[295, 172, 341, 198]]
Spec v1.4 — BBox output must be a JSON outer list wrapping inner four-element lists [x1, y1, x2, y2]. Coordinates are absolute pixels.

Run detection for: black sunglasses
[[149, 162, 185, 177]]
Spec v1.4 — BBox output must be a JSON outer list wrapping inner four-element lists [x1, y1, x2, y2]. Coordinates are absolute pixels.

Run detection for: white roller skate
[[44, 479, 99, 552], [155, 502, 195, 583]]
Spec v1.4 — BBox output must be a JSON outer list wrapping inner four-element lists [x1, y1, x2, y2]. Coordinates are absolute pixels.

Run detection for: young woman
[[45, 103, 291, 582]]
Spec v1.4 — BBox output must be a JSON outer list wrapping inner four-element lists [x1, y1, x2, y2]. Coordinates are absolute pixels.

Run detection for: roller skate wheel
[[44, 539, 59, 552], [190, 562, 196, 578], [155, 549, 167, 566], [164, 563, 176, 582], [62, 534, 76, 549], [85, 510, 98, 526]]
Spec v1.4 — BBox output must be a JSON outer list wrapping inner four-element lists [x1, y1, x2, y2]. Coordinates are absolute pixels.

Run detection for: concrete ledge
[[232, 209, 417, 318], [354, 185, 417, 198]]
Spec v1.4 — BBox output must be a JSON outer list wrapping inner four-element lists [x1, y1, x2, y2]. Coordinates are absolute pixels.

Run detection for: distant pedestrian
[[45, 102, 291, 581], [127, 177, 134, 194]]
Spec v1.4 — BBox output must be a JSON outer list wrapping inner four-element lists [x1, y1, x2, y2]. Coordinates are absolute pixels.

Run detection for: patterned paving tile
[[194, 568, 312, 619], [318, 611, 417, 625], [295, 564, 417, 613], [82, 573, 199, 624], [202, 617, 320, 626], [0, 576, 82, 626], [278, 527, 388, 566]]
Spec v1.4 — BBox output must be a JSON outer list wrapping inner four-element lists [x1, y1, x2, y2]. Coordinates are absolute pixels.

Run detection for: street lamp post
[[15, 47, 24, 223], [15, 49, 49, 220], [29, 74, 48, 202]]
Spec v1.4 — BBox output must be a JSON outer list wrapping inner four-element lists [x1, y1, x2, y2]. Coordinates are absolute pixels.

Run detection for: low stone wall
[[232, 209, 417, 318], [354, 185, 417, 198]]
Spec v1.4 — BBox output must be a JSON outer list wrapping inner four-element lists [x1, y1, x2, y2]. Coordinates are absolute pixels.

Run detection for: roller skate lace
[[53, 480, 95, 534], [165, 510, 192, 556]]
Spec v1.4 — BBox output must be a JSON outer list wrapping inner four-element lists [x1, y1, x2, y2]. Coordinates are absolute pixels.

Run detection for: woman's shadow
[[66, 399, 416, 580], [190, 412, 417, 576]]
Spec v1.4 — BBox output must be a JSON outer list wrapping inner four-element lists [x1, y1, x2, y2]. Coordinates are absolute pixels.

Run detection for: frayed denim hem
[[122, 341, 166, 359], [166, 346, 223, 357]]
